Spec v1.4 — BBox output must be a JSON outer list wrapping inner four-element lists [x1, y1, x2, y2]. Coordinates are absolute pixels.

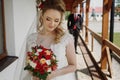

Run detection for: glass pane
[[0, 0, 4, 54]]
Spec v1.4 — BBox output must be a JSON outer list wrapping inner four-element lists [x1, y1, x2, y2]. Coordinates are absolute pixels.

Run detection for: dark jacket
[[67, 13, 83, 31]]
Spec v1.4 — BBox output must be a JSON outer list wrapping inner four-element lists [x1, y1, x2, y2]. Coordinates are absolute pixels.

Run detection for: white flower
[[37, 49, 42, 52], [52, 56, 56, 60], [28, 60, 36, 68], [46, 60, 51, 65], [34, 52, 39, 56], [47, 67, 52, 72]]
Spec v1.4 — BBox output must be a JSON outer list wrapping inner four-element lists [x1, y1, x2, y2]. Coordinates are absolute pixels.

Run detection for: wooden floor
[[76, 33, 120, 80], [76, 34, 108, 80], [63, 21, 120, 80]]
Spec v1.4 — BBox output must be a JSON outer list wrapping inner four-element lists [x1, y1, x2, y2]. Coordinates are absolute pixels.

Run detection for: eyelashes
[[55, 20, 59, 22], [46, 17, 50, 21], [46, 17, 59, 23]]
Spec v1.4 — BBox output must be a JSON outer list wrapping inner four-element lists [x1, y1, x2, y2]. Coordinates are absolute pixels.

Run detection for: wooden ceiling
[[63, 0, 84, 11]]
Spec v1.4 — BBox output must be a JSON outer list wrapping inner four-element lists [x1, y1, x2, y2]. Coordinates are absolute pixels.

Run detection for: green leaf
[[24, 64, 34, 72]]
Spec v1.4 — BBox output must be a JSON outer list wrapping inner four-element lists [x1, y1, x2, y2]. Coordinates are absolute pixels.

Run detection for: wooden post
[[85, 0, 90, 44], [101, 0, 112, 70], [91, 35, 93, 52], [106, 47, 112, 78]]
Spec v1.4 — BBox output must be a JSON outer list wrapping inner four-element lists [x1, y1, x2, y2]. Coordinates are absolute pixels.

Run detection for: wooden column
[[101, 0, 112, 70], [91, 35, 93, 52], [79, 3, 83, 14], [85, 0, 90, 43]]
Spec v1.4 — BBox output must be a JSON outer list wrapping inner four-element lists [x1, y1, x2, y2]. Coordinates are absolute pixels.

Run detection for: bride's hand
[[32, 76, 40, 80], [46, 73, 54, 80], [46, 75, 51, 80]]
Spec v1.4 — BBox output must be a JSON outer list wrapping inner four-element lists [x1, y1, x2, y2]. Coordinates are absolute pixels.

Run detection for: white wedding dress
[[21, 32, 76, 80]]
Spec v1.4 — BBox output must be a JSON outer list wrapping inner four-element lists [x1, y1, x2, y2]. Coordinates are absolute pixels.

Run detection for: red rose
[[24, 45, 57, 80]]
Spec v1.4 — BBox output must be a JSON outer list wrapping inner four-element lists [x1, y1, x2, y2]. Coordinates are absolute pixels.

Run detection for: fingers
[[32, 76, 40, 80]]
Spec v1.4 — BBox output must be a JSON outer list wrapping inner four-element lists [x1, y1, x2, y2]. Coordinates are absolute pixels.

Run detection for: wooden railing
[[84, 26, 120, 57], [81, 25, 120, 78]]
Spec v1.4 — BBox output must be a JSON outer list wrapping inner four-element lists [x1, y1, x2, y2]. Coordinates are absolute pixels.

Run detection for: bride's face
[[42, 9, 61, 32]]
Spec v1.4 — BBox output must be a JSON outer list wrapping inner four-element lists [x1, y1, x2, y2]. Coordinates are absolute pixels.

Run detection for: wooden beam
[[101, 0, 112, 70], [66, 4, 73, 11], [85, 0, 90, 43], [63, 0, 74, 11], [106, 47, 112, 78], [107, 0, 113, 11], [105, 39, 120, 57], [0, 0, 7, 60], [91, 35, 93, 52]]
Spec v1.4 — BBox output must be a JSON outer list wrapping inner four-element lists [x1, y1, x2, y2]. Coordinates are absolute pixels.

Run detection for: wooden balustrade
[[81, 25, 120, 77], [83, 25, 120, 58]]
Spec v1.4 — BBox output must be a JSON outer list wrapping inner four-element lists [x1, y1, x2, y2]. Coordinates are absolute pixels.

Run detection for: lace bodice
[[21, 32, 76, 80]]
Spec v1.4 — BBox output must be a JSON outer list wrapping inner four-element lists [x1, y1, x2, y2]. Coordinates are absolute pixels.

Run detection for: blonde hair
[[38, 0, 66, 43]]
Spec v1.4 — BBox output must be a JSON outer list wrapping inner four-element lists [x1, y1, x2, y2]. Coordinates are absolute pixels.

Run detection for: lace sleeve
[[26, 33, 38, 52]]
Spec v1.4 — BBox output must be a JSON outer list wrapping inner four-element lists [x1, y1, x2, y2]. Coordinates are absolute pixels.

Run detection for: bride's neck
[[40, 29, 55, 37]]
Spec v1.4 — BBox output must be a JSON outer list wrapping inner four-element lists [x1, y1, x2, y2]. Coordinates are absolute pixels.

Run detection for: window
[[0, 0, 7, 60]]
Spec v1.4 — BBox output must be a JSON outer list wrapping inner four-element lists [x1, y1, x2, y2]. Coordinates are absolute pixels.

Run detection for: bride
[[22, 0, 77, 80]]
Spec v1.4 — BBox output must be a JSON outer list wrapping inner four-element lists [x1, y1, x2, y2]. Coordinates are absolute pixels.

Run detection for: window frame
[[0, 0, 7, 60]]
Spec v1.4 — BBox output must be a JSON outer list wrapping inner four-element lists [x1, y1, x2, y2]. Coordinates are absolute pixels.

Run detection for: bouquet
[[24, 45, 58, 80]]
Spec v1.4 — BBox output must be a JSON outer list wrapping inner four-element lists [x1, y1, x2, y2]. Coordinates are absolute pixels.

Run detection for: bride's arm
[[47, 36, 77, 80]]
